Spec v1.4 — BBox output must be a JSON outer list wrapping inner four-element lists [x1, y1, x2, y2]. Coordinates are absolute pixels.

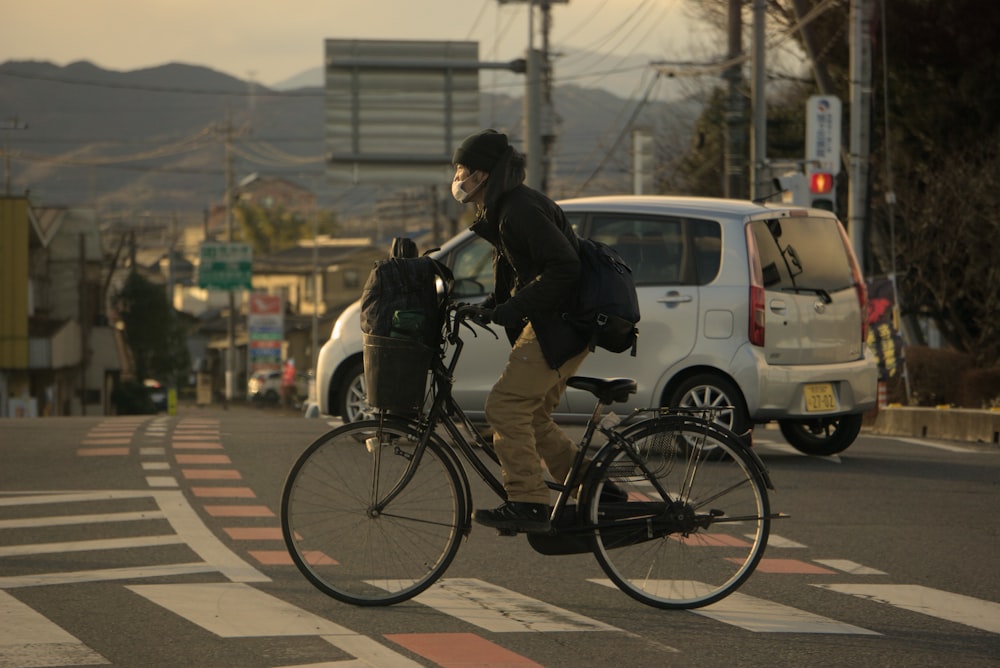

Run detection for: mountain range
[[0, 58, 701, 225]]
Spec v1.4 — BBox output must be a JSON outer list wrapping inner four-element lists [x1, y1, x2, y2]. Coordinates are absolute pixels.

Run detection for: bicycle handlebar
[[447, 302, 497, 344]]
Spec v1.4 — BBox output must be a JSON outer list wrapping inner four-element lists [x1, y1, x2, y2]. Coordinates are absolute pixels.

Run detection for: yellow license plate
[[803, 383, 837, 412]]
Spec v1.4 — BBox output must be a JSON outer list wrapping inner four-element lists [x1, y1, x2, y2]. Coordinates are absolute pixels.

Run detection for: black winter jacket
[[470, 157, 588, 368]]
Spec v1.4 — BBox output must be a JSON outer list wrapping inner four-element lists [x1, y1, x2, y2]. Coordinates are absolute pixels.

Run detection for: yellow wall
[[0, 197, 29, 369]]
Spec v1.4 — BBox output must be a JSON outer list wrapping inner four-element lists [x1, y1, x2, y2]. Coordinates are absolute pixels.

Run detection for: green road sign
[[198, 242, 252, 291]]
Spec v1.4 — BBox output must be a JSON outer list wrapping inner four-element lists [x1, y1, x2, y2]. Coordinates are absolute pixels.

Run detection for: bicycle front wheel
[[281, 419, 467, 606], [585, 416, 770, 609]]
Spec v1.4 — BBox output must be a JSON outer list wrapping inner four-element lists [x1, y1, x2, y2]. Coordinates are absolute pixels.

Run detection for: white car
[[317, 196, 878, 455]]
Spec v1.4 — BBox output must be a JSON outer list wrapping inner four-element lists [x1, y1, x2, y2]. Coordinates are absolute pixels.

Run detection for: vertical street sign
[[248, 294, 284, 374], [806, 95, 842, 175]]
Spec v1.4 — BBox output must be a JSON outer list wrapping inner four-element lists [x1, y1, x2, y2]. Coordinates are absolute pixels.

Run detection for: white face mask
[[452, 173, 485, 204]]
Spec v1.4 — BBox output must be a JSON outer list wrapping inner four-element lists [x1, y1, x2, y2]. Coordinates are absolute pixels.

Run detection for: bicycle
[[281, 302, 780, 609]]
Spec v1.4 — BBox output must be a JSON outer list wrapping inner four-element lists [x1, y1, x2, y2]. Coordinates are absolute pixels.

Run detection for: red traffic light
[[809, 172, 834, 194]]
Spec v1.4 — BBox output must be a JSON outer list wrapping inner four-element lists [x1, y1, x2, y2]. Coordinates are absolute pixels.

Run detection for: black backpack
[[566, 238, 640, 356], [360, 239, 454, 348]]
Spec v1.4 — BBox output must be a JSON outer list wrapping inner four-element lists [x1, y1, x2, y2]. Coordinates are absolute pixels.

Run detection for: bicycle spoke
[[587, 416, 770, 609], [281, 420, 466, 606]]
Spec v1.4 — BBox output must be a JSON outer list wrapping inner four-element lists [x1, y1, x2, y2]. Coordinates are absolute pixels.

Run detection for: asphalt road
[[1, 405, 997, 667]]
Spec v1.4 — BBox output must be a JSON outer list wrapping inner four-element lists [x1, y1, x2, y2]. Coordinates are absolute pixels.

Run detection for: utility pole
[[538, 0, 557, 193], [2, 116, 29, 195], [723, 0, 746, 199], [503, 0, 566, 192], [848, 0, 872, 275], [224, 111, 237, 403], [749, 0, 768, 200]]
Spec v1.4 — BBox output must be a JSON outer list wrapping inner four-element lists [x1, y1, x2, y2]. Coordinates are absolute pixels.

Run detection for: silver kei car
[[317, 195, 878, 456]]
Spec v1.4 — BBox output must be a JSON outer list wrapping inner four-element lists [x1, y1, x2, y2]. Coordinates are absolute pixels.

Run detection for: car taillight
[[749, 285, 766, 346], [836, 222, 868, 343], [745, 225, 766, 346]]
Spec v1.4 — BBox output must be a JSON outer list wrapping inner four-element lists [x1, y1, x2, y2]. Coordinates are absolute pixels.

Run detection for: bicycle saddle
[[567, 377, 637, 404]]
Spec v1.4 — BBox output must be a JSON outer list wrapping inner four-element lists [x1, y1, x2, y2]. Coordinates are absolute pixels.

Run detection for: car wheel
[[336, 360, 375, 423], [263, 389, 280, 403], [778, 414, 863, 456], [667, 373, 751, 437]]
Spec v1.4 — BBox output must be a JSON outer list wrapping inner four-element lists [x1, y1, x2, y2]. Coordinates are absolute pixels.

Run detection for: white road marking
[[814, 559, 886, 575], [753, 440, 843, 462], [0, 563, 219, 589], [151, 490, 269, 583], [0, 489, 268, 585], [0, 590, 109, 666], [0, 490, 155, 506], [761, 533, 807, 548], [146, 475, 178, 487], [129, 583, 423, 667], [695, 592, 878, 634], [0, 510, 165, 530], [589, 580, 878, 634], [886, 437, 983, 453], [399, 577, 620, 633], [0, 534, 184, 558], [817, 584, 1000, 634]]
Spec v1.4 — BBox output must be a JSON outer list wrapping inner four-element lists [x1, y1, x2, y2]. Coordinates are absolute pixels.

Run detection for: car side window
[[588, 214, 689, 285], [450, 236, 495, 298], [691, 219, 722, 285]]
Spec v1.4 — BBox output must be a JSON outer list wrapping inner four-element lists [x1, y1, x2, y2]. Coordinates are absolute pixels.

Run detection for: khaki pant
[[484, 323, 589, 505]]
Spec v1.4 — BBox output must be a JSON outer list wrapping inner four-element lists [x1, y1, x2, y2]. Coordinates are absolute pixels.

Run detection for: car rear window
[[750, 218, 855, 292]]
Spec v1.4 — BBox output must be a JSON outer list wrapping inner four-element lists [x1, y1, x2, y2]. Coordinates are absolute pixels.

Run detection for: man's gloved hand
[[490, 302, 525, 328]]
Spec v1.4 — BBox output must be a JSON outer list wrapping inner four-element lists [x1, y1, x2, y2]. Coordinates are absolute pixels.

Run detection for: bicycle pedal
[[496, 528, 519, 537]]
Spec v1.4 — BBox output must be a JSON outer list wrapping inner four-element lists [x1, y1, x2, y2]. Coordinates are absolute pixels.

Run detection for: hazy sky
[[3, 0, 702, 86]]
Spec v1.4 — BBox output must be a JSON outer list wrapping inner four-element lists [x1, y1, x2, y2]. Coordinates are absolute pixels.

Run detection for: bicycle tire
[[281, 419, 468, 606], [583, 415, 770, 609]]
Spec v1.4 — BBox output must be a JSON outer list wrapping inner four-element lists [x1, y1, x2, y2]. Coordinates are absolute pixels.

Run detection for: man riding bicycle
[[451, 129, 608, 533]]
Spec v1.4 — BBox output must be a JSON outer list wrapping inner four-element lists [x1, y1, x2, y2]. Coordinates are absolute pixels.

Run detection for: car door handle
[[769, 299, 787, 314], [658, 291, 693, 306]]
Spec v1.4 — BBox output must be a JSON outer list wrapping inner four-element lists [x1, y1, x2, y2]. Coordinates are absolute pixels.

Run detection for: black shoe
[[600, 481, 629, 504], [474, 502, 551, 533]]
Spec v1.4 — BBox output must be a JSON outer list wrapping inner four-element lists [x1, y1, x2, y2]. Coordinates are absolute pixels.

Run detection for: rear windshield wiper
[[781, 286, 833, 304]]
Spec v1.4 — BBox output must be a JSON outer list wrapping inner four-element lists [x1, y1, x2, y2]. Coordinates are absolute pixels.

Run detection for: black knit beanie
[[452, 129, 509, 173]]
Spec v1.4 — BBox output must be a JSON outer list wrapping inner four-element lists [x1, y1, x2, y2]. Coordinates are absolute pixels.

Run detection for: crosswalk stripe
[[0, 563, 219, 589], [0, 490, 154, 506], [0, 590, 109, 666], [816, 584, 1000, 634], [692, 590, 879, 634], [0, 533, 184, 557], [761, 533, 807, 548], [588, 579, 878, 634], [399, 578, 620, 633], [0, 510, 165, 529], [814, 559, 887, 575], [129, 583, 423, 667]]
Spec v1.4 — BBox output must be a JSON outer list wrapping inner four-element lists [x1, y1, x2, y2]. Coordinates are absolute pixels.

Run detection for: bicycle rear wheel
[[281, 419, 467, 606], [584, 416, 770, 609]]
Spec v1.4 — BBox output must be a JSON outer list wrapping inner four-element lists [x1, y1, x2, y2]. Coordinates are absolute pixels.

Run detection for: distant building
[[0, 197, 123, 417]]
